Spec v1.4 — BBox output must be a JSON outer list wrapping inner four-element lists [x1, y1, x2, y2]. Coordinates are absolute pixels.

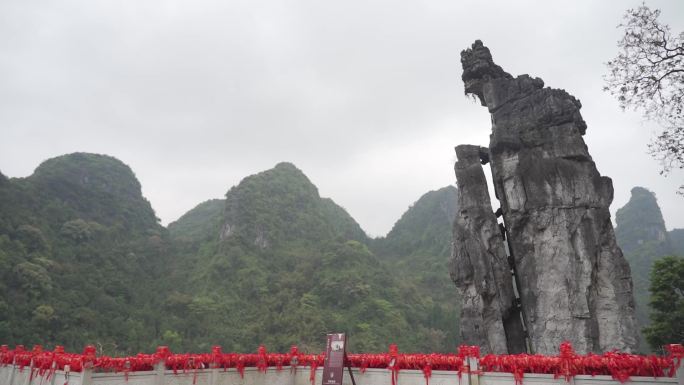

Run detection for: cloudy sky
[[1, 0, 683, 236]]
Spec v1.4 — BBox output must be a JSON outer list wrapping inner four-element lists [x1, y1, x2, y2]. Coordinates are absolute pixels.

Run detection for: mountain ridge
[[2, 152, 681, 355], [0, 152, 169, 353], [162, 161, 457, 352]]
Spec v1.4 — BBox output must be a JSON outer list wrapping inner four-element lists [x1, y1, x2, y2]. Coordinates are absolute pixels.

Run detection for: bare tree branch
[[605, 4, 684, 194]]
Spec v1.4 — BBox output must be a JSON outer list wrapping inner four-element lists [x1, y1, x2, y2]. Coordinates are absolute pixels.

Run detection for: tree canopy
[[643, 256, 684, 350]]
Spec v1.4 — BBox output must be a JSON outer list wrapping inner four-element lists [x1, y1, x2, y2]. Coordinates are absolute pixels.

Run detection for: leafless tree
[[604, 4, 684, 193]]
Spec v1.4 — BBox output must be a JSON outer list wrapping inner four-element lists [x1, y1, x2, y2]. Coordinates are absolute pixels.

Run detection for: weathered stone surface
[[450, 145, 526, 354], [453, 40, 637, 354]]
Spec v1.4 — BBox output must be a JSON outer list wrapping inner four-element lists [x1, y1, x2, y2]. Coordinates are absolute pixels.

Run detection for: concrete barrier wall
[[480, 372, 679, 385], [1, 363, 681, 385], [0, 364, 83, 385]]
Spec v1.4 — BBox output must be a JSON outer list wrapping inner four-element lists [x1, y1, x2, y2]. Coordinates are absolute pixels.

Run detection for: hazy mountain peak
[[216, 163, 365, 248], [33, 152, 141, 187], [25, 152, 158, 231], [273, 161, 300, 171], [616, 186, 669, 254]]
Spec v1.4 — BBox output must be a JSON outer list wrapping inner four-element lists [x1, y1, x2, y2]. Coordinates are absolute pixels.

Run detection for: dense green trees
[[163, 163, 459, 352], [0, 153, 170, 355], [643, 256, 684, 349], [0, 156, 462, 354], [371, 186, 460, 351]]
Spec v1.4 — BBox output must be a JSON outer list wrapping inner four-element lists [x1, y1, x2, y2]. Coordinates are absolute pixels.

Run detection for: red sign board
[[321, 333, 346, 385]]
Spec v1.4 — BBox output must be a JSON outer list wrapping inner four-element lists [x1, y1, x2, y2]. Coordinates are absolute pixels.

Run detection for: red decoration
[[0, 342, 681, 385], [387, 344, 400, 385], [458, 345, 480, 358]]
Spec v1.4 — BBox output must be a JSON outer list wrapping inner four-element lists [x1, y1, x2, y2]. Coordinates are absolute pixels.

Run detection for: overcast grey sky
[[1, 0, 683, 236]]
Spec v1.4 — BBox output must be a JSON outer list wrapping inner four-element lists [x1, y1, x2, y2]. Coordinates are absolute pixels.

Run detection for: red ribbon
[[0, 342, 680, 385], [257, 345, 268, 373], [422, 361, 432, 385], [387, 344, 400, 385]]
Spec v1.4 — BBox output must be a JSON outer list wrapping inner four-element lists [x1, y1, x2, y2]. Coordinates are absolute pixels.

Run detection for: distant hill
[[615, 187, 671, 255], [614, 187, 677, 352], [217, 162, 368, 249], [34, 153, 159, 230], [163, 163, 454, 352], [373, 186, 457, 258], [0, 153, 170, 353]]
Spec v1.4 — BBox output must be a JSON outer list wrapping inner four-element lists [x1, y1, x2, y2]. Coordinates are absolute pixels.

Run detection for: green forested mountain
[[0, 153, 160, 235], [614, 187, 680, 352], [0, 153, 171, 354], [373, 186, 457, 258], [218, 162, 368, 248], [0, 154, 463, 354], [371, 186, 460, 350], [162, 163, 456, 353]]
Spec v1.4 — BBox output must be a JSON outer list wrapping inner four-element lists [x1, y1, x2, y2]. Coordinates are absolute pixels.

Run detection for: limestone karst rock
[[452, 40, 637, 354], [450, 145, 526, 354]]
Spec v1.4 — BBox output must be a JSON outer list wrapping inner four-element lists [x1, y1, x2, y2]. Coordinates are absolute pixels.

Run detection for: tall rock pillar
[[450, 145, 526, 354], [452, 40, 637, 354]]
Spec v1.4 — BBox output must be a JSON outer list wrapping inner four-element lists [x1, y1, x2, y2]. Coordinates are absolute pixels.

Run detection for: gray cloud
[[1, 0, 683, 236]]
